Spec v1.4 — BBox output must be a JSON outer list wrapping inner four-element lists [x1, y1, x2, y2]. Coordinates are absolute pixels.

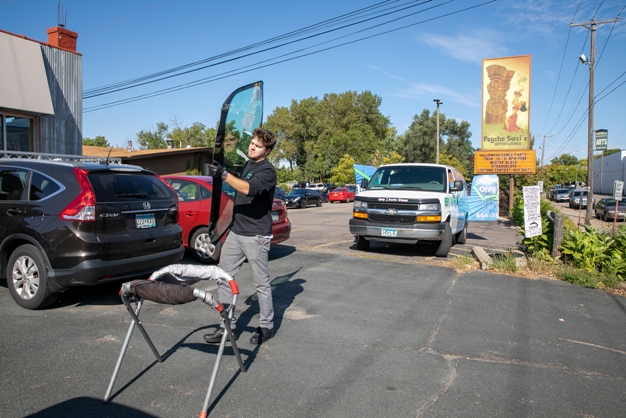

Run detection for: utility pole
[[434, 99, 442, 164], [571, 16, 620, 224], [539, 134, 552, 166]]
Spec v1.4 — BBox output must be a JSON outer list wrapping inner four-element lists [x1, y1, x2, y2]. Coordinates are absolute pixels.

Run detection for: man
[[204, 127, 277, 345]]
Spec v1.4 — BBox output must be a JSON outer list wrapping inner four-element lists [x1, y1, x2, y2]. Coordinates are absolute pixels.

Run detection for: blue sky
[[2, 0, 625, 165]]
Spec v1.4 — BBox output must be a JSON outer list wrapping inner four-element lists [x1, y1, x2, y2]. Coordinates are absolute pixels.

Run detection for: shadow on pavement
[[28, 397, 158, 417]]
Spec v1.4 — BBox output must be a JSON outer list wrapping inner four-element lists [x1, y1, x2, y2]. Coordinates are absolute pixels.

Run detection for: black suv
[[0, 159, 184, 309]]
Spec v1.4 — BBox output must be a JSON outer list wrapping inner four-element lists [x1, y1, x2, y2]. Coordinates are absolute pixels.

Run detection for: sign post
[[522, 186, 542, 238], [614, 180, 624, 231]]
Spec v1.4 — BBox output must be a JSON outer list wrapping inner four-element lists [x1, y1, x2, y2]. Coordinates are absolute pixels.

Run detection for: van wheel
[[455, 222, 468, 245], [356, 235, 369, 251], [191, 227, 221, 264], [7, 244, 59, 309], [433, 223, 452, 257]]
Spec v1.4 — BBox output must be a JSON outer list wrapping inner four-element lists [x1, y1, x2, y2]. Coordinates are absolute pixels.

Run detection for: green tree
[[551, 153, 578, 166], [137, 122, 169, 149], [330, 154, 356, 185], [82, 135, 110, 147], [169, 119, 211, 148], [399, 109, 474, 171], [264, 91, 391, 181], [595, 148, 621, 158]]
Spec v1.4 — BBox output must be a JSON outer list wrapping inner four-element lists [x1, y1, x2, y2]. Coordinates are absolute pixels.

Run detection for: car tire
[[190, 227, 221, 264], [7, 244, 59, 310], [455, 221, 468, 245], [602, 212, 609, 222], [356, 235, 369, 251], [433, 223, 452, 257], [316, 198, 322, 207], [300, 199, 307, 209]]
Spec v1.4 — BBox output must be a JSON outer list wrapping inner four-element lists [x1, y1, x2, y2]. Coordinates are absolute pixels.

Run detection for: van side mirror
[[450, 180, 464, 192], [360, 178, 368, 189]]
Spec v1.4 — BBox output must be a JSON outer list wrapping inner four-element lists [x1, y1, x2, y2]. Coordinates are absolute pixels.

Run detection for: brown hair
[[253, 128, 276, 151]]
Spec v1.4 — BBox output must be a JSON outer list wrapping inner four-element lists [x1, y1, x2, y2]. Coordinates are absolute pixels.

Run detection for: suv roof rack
[[1, 151, 122, 164]]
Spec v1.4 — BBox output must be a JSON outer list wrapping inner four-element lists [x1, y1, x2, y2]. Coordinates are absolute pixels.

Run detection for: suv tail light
[[59, 168, 96, 222]]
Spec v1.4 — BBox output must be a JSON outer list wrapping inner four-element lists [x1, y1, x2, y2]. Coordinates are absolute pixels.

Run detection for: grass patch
[[449, 253, 476, 271], [491, 251, 519, 273]]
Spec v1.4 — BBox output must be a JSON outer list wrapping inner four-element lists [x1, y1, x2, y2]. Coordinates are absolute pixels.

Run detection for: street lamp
[[433, 99, 443, 164]]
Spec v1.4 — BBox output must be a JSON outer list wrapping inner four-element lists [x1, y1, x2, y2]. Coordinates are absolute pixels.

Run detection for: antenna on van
[[104, 148, 112, 166]]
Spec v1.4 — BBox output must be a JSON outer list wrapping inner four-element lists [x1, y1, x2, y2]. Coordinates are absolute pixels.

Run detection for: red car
[[329, 187, 356, 203], [163, 175, 290, 263]]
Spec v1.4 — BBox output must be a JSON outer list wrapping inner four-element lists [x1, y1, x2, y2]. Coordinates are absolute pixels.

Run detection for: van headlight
[[354, 200, 368, 208], [419, 203, 440, 211]]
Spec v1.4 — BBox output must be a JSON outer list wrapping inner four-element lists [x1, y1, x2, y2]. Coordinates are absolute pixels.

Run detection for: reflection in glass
[[6, 117, 33, 152]]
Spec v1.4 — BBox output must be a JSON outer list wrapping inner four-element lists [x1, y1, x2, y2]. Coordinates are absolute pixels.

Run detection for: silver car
[[568, 189, 588, 209]]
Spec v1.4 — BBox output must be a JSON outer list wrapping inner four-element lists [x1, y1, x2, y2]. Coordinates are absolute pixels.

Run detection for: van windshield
[[367, 166, 447, 192]]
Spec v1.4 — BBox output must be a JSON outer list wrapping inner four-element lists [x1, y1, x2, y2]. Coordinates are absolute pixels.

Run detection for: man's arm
[[223, 172, 250, 195]]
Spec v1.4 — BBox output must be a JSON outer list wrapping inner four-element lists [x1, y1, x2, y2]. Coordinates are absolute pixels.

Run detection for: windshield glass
[[287, 189, 308, 196], [367, 166, 447, 192]]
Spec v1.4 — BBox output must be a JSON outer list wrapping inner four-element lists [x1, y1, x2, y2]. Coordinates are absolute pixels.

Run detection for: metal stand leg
[[199, 295, 246, 418], [103, 296, 162, 402]]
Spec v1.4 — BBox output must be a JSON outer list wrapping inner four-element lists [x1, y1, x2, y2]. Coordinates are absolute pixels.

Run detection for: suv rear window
[[89, 172, 172, 200]]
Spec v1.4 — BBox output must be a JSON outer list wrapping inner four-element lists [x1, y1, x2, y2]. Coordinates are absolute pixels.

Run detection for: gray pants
[[217, 231, 274, 330]]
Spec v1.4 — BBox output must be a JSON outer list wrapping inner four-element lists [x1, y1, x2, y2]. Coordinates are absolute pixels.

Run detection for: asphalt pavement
[[1, 203, 625, 417]]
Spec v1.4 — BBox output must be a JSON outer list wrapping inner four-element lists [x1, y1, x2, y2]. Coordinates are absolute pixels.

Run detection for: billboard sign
[[481, 55, 531, 151], [474, 150, 536, 175], [595, 129, 608, 151]]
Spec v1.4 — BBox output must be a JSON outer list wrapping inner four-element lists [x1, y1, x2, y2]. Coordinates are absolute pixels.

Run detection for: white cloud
[[393, 83, 480, 108], [366, 64, 405, 82], [414, 30, 507, 64]]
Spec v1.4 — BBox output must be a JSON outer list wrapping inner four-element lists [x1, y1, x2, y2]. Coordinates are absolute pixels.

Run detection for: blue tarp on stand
[[459, 175, 499, 221], [353, 164, 377, 186]]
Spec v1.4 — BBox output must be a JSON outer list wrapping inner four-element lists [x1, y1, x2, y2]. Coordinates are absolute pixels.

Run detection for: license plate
[[136, 213, 156, 229], [271, 211, 279, 222], [381, 228, 397, 237]]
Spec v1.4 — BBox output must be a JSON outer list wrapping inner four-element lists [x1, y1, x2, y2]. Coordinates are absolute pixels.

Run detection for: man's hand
[[207, 161, 225, 179]]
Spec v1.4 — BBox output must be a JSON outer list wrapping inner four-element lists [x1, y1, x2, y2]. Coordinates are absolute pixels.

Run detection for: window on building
[[4, 116, 33, 152]]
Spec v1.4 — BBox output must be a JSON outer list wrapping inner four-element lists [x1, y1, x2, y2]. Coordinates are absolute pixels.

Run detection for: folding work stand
[[103, 266, 246, 418]]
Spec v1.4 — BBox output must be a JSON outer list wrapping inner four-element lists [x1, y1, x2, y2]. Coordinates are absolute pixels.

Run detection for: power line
[[85, 1, 495, 112], [84, 0, 430, 98]]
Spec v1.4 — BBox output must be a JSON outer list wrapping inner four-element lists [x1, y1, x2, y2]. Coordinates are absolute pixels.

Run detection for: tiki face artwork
[[484, 64, 515, 124]]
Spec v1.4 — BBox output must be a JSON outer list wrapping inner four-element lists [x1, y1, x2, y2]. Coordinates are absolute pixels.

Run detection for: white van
[[348, 163, 468, 257]]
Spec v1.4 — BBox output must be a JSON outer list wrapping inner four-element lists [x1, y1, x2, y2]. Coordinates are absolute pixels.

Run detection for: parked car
[[309, 183, 325, 192], [285, 188, 323, 208], [594, 197, 626, 221], [164, 175, 291, 263], [329, 187, 356, 203], [568, 189, 588, 209], [0, 159, 185, 309], [550, 188, 570, 202], [322, 183, 336, 193], [274, 187, 287, 202]]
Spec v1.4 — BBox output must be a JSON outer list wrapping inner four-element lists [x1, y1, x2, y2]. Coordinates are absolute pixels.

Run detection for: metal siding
[[39, 46, 82, 155]]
